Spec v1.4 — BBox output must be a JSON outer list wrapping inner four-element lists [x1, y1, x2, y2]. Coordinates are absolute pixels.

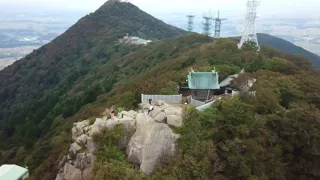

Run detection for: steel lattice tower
[[202, 12, 213, 36], [238, 0, 261, 51], [214, 11, 227, 39], [186, 15, 195, 32]]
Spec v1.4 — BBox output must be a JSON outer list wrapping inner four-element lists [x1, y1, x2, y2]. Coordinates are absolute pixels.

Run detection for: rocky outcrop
[[55, 112, 136, 180], [55, 100, 183, 179], [127, 117, 180, 175], [146, 100, 183, 128], [72, 120, 90, 141], [126, 100, 182, 175]]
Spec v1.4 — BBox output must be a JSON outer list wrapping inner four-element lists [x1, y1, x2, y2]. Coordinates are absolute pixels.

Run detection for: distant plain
[[0, 10, 319, 69]]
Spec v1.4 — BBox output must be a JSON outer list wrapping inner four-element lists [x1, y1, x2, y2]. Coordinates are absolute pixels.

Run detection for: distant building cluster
[[119, 33, 152, 45]]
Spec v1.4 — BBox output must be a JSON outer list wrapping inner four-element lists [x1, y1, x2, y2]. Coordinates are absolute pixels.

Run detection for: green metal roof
[[188, 70, 220, 90], [0, 165, 29, 180]]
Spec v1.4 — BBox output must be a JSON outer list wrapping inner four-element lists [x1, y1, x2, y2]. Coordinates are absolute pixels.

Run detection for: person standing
[[148, 104, 154, 115], [109, 106, 115, 119]]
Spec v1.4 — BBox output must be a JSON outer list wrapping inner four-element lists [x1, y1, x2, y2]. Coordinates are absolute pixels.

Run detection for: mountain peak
[[0, 0, 186, 157], [85, 0, 185, 40], [100, 0, 128, 9]]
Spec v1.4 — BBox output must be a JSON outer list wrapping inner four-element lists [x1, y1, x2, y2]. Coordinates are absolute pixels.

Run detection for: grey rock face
[[62, 163, 82, 180], [56, 100, 183, 179], [72, 120, 90, 141], [86, 137, 96, 154], [74, 153, 95, 170], [166, 115, 183, 127], [58, 156, 67, 169], [56, 110, 137, 180], [122, 110, 137, 118], [127, 112, 180, 175], [69, 142, 82, 156], [154, 112, 167, 123], [76, 134, 89, 145], [82, 166, 93, 180]]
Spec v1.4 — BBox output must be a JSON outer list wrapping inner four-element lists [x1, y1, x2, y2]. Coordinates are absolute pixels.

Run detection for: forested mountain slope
[[0, 1, 319, 180], [0, 0, 185, 150], [85, 36, 320, 180], [258, 33, 320, 68], [3, 33, 316, 180]]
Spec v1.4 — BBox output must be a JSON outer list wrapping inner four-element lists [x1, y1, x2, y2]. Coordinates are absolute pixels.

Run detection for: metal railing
[[141, 94, 182, 104], [189, 97, 206, 107]]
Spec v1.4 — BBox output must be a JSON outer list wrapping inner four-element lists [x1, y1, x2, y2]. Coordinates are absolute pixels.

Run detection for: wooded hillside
[[0, 1, 319, 180], [258, 33, 320, 68], [0, 0, 185, 150]]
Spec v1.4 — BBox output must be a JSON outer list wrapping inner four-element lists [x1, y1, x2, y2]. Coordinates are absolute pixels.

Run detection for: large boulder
[[69, 142, 82, 156], [55, 173, 64, 180], [56, 103, 183, 179], [76, 134, 89, 145], [126, 113, 153, 164], [164, 106, 182, 116], [56, 152, 96, 180], [56, 152, 95, 180], [58, 156, 67, 169], [82, 166, 93, 180], [127, 121, 179, 175], [167, 115, 183, 127], [140, 123, 179, 175], [86, 137, 96, 154], [74, 153, 95, 170], [136, 113, 155, 127], [117, 116, 135, 129], [154, 112, 167, 123], [122, 110, 137, 118], [156, 100, 171, 109], [72, 120, 90, 140], [156, 100, 166, 106], [88, 118, 107, 137], [150, 106, 163, 118], [61, 163, 82, 180]]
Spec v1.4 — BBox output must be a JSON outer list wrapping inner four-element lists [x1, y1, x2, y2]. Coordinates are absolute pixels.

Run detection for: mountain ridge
[[0, 0, 186, 128], [0, 1, 319, 180], [0, 0, 186, 160], [258, 33, 320, 68]]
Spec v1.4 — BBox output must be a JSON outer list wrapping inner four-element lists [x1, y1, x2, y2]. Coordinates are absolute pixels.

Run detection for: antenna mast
[[238, 0, 261, 51], [214, 11, 227, 39], [186, 15, 196, 32], [202, 11, 213, 36]]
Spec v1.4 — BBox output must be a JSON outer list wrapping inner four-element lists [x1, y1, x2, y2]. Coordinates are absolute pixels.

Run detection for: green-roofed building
[[0, 164, 29, 180], [187, 68, 220, 101]]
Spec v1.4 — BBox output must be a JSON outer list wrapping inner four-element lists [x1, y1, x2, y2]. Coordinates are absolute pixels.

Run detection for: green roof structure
[[187, 68, 220, 90], [0, 164, 29, 180]]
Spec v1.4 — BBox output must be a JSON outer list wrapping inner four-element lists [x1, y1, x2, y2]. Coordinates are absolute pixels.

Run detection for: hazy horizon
[[1, 0, 320, 19], [0, 0, 319, 67]]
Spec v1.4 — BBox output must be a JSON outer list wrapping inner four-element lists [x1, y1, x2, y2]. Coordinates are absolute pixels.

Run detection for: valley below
[[0, 46, 39, 69], [0, 57, 20, 70]]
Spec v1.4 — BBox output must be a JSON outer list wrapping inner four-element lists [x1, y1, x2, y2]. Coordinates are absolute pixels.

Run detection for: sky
[[0, 0, 319, 18]]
